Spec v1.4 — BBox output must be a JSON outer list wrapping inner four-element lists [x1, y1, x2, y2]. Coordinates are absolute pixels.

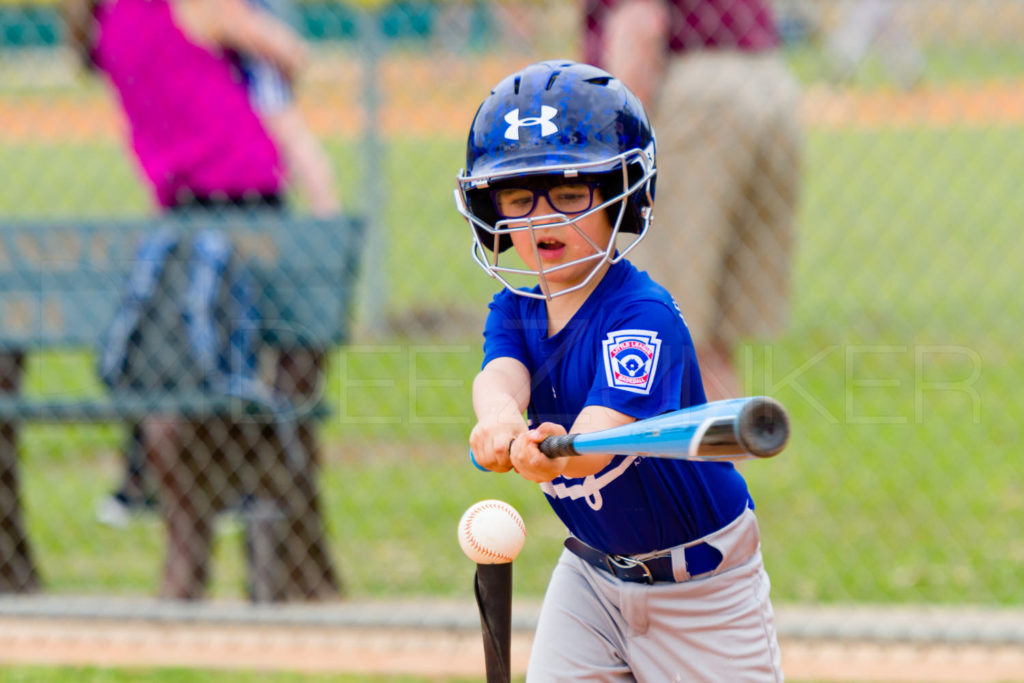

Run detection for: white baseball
[[457, 499, 527, 564]]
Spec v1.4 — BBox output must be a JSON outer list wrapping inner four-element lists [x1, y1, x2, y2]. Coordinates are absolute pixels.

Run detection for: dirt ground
[[2, 599, 1023, 681], [2, 617, 1024, 681], [3, 54, 1024, 145]]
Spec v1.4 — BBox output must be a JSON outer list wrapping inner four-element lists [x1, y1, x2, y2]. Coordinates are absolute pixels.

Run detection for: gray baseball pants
[[526, 508, 783, 681]]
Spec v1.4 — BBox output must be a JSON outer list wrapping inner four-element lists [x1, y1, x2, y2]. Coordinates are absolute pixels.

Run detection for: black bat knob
[[736, 397, 790, 457]]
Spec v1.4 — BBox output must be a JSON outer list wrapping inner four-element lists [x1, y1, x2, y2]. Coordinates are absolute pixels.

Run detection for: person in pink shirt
[[63, 0, 339, 601], [585, 0, 803, 403]]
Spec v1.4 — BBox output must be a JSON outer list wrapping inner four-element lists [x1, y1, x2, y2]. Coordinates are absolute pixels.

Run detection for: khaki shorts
[[629, 52, 802, 348]]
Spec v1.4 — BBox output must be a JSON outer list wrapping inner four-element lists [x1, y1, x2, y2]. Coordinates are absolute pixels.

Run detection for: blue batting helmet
[[454, 59, 656, 298]]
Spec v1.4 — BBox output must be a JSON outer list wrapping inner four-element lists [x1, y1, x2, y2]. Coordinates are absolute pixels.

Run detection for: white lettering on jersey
[[540, 456, 638, 511], [602, 329, 662, 395], [504, 106, 559, 141]]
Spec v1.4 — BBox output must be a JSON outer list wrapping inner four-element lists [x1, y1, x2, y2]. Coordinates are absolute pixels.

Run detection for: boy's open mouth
[[537, 238, 566, 256]]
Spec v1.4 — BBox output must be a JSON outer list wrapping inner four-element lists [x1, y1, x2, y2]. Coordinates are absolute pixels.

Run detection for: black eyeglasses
[[490, 181, 601, 219]]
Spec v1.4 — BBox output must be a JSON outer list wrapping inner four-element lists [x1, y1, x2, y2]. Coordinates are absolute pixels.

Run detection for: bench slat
[[0, 395, 332, 422], [0, 213, 361, 421], [0, 214, 364, 349]]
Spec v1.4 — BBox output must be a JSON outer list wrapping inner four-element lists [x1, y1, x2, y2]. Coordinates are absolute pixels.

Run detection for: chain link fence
[[0, 0, 1021, 626]]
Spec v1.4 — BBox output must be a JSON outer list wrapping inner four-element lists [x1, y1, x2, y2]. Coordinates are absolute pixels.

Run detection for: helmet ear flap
[[599, 161, 655, 235], [629, 164, 656, 233]]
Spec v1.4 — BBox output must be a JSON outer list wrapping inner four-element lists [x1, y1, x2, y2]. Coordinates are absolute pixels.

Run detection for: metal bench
[[0, 213, 363, 600]]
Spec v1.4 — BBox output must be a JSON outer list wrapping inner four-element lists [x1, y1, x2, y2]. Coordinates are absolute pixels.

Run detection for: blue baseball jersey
[[482, 260, 752, 555]]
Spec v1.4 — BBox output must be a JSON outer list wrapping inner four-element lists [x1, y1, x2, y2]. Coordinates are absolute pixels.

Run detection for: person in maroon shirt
[[584, 0, 803, 402]]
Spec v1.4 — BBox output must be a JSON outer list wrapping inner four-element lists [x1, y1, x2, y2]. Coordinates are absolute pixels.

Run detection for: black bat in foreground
[[538, 396, 790, 462], [474, 563, 513, 683]]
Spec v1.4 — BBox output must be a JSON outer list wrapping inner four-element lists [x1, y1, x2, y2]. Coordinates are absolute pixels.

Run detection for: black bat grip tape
[[539, 434, 579, 458], [736, 397, 791, 458]]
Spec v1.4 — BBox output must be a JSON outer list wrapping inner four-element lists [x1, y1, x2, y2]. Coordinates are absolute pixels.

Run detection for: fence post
[[356, 6, 388, 337]]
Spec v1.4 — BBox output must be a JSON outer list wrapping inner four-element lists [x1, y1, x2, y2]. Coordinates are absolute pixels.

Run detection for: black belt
[[565, 536, 723, 584]]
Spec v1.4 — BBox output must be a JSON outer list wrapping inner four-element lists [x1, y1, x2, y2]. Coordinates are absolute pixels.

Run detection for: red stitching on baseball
[[462, 502, 525, 562]]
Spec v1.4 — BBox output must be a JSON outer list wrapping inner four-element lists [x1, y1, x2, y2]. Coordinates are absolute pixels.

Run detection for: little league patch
[[602, 329, 662, 395]]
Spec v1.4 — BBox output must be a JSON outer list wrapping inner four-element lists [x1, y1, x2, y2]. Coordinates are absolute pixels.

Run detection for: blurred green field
[[2, 19, 1023, 610], [5, 120, 1021, 607], [784, 42, 1024, 86], [0, 668, 486, 683]]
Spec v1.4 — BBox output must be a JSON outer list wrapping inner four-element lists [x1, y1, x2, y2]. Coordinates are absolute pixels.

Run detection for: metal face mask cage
[[454, 147, 656, 301]]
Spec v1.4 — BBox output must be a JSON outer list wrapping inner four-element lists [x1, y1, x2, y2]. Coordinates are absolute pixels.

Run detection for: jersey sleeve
[[481, 291, 530, 370], [585, 300, 705, 419]]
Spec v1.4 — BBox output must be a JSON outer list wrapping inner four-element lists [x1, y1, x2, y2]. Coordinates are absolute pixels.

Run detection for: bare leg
[[0, 352, 40, 593], [273, 348, 339, 600], [119, 423, 154, 506], [146, 417, 213, 600]]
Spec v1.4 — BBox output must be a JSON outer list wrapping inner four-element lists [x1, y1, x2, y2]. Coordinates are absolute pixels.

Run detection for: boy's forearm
[[560, 453, 616, 479], [470, 362, 530, 472], [474, 398, 527, 427], [559, 405, 634, 478], [472, 369, 528, 426]]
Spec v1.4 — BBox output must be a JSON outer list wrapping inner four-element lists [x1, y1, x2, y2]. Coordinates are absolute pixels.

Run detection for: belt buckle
[[606, 554, 654, 584]]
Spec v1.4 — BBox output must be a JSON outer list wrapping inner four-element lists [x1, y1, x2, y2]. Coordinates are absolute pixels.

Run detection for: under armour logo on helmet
[[504, 106, 559, 141]]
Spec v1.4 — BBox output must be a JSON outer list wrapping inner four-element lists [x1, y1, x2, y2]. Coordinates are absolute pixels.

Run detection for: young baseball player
[[456, 60, 783, 680]]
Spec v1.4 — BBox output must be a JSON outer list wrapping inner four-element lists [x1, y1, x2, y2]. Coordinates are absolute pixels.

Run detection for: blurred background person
[[583, 0, 803, 400], [825, 0, 926, 90], [84, 0, 340, 530], [238, 0, 341, 216], [63, 0, 340, 600]]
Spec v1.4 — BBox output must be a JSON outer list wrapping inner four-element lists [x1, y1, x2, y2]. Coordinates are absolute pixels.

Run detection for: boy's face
[[495, 178, 615, 295]]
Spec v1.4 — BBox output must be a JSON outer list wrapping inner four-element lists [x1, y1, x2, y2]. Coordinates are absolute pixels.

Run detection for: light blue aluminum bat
[[537, 396, 789, 462]]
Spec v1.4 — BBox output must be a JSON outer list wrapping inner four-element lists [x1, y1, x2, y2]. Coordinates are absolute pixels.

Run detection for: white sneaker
[[95, 494, 132, 528]]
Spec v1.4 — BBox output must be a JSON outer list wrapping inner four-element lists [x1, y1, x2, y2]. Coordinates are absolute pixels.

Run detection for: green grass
[[746, 126, 1024, 603], [10, 123, 1024, 606], [0, 669, 488, 683], [783, 40, 1024, 87], [3, 82, 1024, 606]]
